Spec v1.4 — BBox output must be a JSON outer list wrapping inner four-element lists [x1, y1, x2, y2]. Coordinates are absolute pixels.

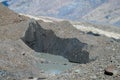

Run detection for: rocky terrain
[[0, 3, 120, 80], [0, 3, 27, 26]]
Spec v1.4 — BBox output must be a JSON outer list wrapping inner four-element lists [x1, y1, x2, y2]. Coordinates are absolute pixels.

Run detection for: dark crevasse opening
[[22, 19, 89, 64]]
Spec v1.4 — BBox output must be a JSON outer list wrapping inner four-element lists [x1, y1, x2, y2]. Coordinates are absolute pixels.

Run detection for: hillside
[[1, 0, 107, 20], [0, 3, 28, 26], [83, 0, 120, 26], [1, 0, 120, 26]]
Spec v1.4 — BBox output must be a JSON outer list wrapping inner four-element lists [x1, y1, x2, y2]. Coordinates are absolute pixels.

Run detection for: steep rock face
[[22, 20, 89, 63]]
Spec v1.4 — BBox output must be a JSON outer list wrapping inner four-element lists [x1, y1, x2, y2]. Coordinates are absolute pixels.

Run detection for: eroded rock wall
[[23, 20, 89, 63]]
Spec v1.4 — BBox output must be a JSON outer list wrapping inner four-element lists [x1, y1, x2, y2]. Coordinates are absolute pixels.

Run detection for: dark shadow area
[[104, 71, 113, 76], [87, 31, 100, 36], [112, 38, 120, 43], [22, 20, 89, 63]]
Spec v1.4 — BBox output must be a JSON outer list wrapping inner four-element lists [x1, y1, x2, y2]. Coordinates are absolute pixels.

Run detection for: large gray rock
[[23, 19, 89, 63]]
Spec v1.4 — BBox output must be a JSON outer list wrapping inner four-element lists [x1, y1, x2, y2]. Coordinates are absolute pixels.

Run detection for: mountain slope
[[0, 3, 27, 26], [1, 0, 120, 26], [1, 0, 107, 20], [82, 0, 120, 26]]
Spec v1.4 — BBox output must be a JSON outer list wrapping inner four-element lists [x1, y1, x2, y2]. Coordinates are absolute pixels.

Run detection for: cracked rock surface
[[23, 20, 89, 63]]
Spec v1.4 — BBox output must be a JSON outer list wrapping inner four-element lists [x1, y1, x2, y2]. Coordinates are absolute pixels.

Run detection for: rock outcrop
[[22, 19, 89, 63]]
